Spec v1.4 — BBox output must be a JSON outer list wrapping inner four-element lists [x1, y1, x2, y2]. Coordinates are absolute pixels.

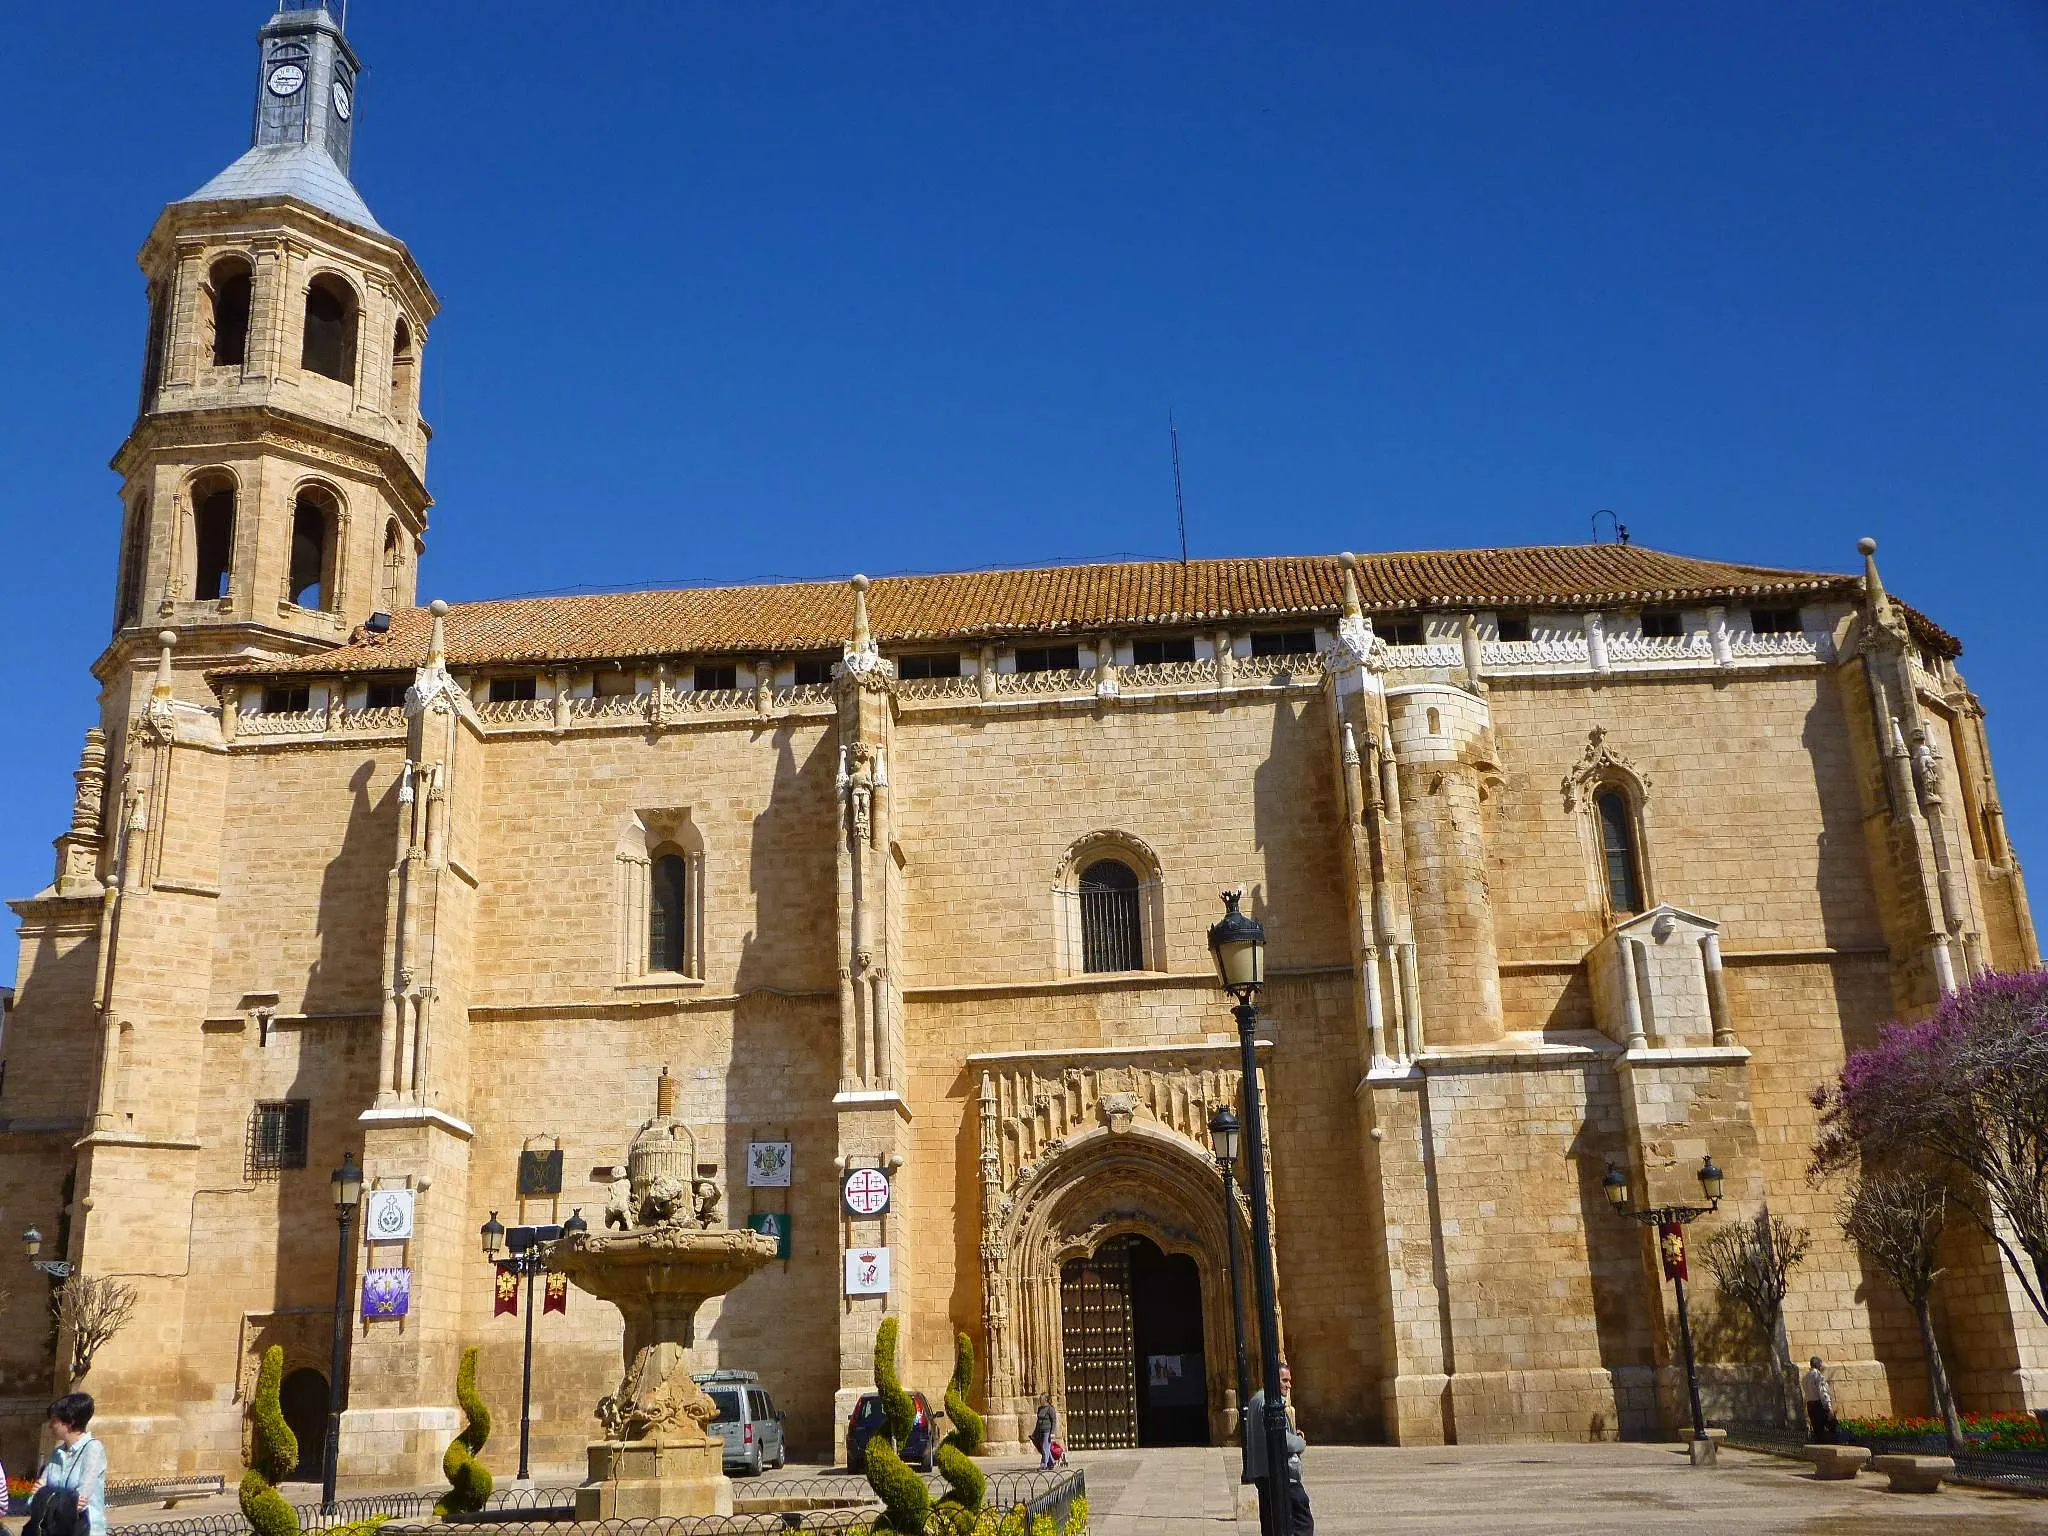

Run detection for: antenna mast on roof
[[1169, 410, 1189, 565]]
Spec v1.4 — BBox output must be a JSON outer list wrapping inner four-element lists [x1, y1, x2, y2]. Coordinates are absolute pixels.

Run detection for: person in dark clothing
[[1032, 1396, 1058, 1470]]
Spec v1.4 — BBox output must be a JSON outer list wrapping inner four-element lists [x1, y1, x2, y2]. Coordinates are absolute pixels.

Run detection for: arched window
[[1596, 789, 1644, 914], [301, 276, 359, 383], [193, 483, 235, 600], [379, 520, 404, 611], [140, 281, 169, 409], [209, 258, 252, 368], [114, 499, 149, 631], [1080, 858, 1144, 973], [288, 490, 336, 609], [649, 853, 689, 973], [389, 316, 416, 417]]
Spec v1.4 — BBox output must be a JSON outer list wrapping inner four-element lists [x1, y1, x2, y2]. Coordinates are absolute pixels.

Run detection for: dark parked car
[[846, 1390, 938, 1473]]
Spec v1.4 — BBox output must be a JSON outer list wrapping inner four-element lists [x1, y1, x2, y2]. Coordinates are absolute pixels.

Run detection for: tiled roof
[[226, 542, 1945, 678]]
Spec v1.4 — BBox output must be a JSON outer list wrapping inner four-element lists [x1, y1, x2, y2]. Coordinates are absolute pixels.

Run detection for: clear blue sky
[[4, 4, 2046, 975]]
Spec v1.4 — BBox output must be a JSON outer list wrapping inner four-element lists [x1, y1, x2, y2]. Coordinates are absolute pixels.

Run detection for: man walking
[[1802, 1356, 1837, 1443]]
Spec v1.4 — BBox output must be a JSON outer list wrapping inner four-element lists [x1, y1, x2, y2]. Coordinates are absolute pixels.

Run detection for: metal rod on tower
[[1170, 410, 1189, 565]]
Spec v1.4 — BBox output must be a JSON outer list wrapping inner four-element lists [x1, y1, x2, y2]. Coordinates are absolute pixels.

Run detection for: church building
[[3, 0, 2041, 1483]]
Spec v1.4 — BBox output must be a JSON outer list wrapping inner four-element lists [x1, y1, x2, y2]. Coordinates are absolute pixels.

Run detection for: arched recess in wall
[[1563, 728, 1656, 923], [206, 254, 253, 369], [616, 809, 706, 982], [301, 273, 359, 384], [1053, 831, 1166, 977], [389, 315, 417, 418], [114, 497, 149, 632], [379, 519, 405, 612], [288, 481, 344, 611], [188, 470, 238, 602]]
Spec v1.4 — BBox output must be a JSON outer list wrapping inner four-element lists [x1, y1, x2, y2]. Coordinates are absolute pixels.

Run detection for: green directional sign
[[745, 1211, 792, 1260]]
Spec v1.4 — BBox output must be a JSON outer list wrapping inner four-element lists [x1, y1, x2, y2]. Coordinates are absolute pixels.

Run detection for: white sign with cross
[[842, 1166, 891, 1217], [845, 1246, 891, 1296]]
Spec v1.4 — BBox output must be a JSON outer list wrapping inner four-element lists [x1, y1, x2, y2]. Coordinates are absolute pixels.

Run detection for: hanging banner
[[494, 1263, 520, 1316], [518, 1149, 564, 1197], [745, 1211, 793, 1259], [543, 1272, 569, 1314], [361, 1267, 411, 1319], [747, 1142, 793, 1188], [1659, 1222, 1688, 1282]]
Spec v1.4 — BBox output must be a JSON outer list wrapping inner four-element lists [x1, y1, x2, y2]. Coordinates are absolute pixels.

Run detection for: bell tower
[[104, 0, 438, 717]]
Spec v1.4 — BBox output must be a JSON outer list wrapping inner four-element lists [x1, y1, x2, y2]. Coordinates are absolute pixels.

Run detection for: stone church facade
[[3, 0, 2042, 1484]]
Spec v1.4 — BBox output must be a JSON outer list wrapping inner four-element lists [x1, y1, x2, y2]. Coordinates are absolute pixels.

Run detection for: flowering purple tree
[[1811, 970, 2048, 1325]]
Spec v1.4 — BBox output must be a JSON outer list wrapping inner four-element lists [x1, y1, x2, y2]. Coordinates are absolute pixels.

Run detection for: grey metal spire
[[180, 0, 383, 233]]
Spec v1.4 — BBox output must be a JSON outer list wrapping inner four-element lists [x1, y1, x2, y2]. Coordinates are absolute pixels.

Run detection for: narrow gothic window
[[114, 500, 149, 631], [301, 276, 359, 383], [1597, 789, 1644, 914], [380, 520, 404, 611], [210, 260, 252, 368], [289, 495, 331, 608], [140, 282, 169, 407], [1080, 859, 1144, 973], [649, 853, 688, 973], [389, 315, 416, 416], [194, 487, 235, 600]]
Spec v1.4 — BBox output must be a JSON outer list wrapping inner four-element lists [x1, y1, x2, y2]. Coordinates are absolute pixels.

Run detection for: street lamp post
[[1207, 1106, 1253, 1483], [20, 1228, 74, 1280], [1602, 1155, 1724, 1463], [1207, 890, 1289, 1536], [323, 1152, 364, 1510], [481, 1209, 586, 1481]]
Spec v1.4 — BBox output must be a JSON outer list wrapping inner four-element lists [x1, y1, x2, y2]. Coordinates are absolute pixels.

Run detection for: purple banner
[[362, 1266, 412, 1319]]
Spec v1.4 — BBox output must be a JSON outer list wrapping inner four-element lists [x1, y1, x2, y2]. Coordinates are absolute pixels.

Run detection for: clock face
[[267, 63, 305, 97], [331, 80, 352, 120]]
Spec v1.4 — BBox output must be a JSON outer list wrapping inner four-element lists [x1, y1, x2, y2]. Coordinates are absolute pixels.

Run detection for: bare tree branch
[[1838, 1166, 1962, 1451], [1700, 1206, 1811, 1428], [52, 1274, 139, 1384]]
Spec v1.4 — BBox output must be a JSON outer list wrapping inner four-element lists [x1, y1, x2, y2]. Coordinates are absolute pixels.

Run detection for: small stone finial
[[1339, 552, 1363, 619], [153, 630, 178, 697], [427, 599, 450, 665], [655, 1065, 677, 1119], [1857, 537, 1888, 612]]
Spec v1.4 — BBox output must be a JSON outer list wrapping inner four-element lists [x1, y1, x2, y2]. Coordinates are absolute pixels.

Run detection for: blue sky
[[3, 4, 2045, 974]]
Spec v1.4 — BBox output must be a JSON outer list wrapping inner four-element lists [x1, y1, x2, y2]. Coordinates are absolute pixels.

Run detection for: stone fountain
[[549, 1068, 780, 1520]]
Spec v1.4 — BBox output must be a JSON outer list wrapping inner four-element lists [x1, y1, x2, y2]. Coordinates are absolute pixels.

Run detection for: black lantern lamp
[[22, 1227, 40, 1261], [1698, 1155, 1724, 1207], [320, 1152, 365, 1509], [331, 1152, 363, 1214], [1207, 890, 1266, 1000], [480, 1211, 505, 1260], [1208, 1106, 1241, 1164], [1602, 1163, 1630, 1213], [562, 1208, 589, 1238]]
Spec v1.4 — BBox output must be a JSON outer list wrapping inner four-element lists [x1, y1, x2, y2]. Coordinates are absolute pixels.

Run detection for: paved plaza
[[1077, 1443, 2048, 1536]]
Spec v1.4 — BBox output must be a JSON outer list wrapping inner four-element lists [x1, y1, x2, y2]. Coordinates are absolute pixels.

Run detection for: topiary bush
[[240, 1346, 300, 1536], [436, 1346, 495, 1518], [862, 1319, 930, 1535], [935, 1331, 985, 1515]]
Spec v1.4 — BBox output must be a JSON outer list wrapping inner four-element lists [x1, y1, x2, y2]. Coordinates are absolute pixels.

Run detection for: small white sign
[[365, 1188, 414, 1243], [845, 1247, 891, 1296], [747, 1142, 793, 1188]]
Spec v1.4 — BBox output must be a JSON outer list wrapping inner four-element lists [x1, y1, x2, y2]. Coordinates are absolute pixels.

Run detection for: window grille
[[262, 685, 310, 714], [1640, 611, 1684, 639], [649, 853, 688, 973], [247, 1100, 309, 1178], [694, 663, 738, 692], [488, 675, 537, 703], [1015, 645, 1080, 674], [1079, 859, 1144, 973], [1596, 790, 1644, 914], [1749, 607, 1802, 635], [1131, 637, 1196, 665], [895, 652, 962, 680], [1381, 619, 1424, 647], [1249, 629, 1317, 657]]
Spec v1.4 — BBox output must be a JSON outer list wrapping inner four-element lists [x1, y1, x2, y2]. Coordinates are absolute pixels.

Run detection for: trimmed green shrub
[[239, 1346, 300, 1536], [863, 1319, 930, 1535], [935, 1332, 985, 1514], [436, 1346, 495, 1518]]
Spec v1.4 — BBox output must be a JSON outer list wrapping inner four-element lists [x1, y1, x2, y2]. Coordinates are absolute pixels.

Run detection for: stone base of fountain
[[576, 1437, 733, 1520]]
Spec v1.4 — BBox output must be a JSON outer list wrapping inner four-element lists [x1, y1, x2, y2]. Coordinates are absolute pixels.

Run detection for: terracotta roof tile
[[224, 542, 1947, 678]]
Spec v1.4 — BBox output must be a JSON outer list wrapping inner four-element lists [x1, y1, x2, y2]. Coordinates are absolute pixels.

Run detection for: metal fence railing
[[1718, 1421, 2048, 1497], [108, 1477, 227, 1509]]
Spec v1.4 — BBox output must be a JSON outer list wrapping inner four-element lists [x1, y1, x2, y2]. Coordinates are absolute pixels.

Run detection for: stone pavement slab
[[1065, 1443, 2048, 1536]]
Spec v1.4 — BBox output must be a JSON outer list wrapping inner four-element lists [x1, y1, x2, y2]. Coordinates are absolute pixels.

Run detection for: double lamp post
[[1205, 890, 1293, 1536], [1602, 1153, 1723, 1460], [481, 1208, 587, 1481]]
